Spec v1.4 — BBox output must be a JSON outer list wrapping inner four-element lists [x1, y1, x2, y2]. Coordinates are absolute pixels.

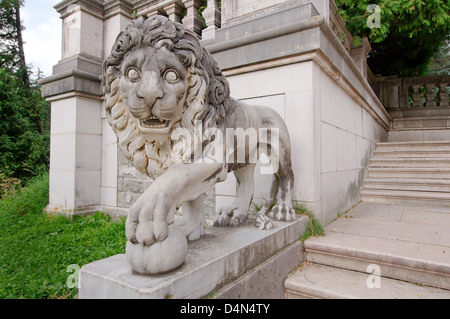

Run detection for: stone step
[[367, 167, 450, 179], [363, 177, 450, 193], [375, 141, 450, 150], [391, 116, 450, 130], [303, 231, 450, 290], [285, 263, 450, 299], [373, 141, 450, 158], [388, 129, 450, 143], [361, 188, 450, 205], [373, 149, 450, 158], [370, 157, 450, 168]]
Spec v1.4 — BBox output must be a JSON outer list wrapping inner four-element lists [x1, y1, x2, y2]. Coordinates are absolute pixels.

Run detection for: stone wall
[[204, 0, 390, 224]]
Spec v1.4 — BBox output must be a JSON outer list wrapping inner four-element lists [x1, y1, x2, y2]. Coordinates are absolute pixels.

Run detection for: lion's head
[[103, 16, 235, 179]]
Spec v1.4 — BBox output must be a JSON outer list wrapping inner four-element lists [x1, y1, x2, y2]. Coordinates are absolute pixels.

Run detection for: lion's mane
[[102, 16, 236, 179]]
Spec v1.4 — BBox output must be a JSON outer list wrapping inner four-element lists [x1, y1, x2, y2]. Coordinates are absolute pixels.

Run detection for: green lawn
[[0, 174, 127, 299]]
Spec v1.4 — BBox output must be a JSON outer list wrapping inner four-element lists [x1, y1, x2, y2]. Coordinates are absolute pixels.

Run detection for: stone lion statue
[[103, 16, 295, 274]]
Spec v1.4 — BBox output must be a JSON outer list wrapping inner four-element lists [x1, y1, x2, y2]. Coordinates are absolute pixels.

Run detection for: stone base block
[[79, 216, 308, 299]]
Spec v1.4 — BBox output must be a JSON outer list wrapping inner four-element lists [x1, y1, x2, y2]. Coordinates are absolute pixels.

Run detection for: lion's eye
[[127, 68, 140, 82], [164, 70, 179, 83]]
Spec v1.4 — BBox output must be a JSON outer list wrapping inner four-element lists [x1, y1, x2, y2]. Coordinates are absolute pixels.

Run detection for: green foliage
[[0, 68, 50, 195], [292, 201, 325, 242], [426, 35, 450, 75], [0, 0, 20, 71], [0, 173, 127, 299], [335, 0, 450, 76], [0, 0, 50, 192]]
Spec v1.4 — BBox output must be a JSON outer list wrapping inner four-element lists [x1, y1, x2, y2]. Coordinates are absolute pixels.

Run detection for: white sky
[[21, 0, 61, 78]]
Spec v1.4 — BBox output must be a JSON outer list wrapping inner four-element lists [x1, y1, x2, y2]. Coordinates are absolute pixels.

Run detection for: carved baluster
[[165, 2, 184, 23], [411, 84, 423, 108], [425, 83, 436, 107], [181, 0, 204, 35], [202, 0, 221, 40], [439, 83, 449, 107]]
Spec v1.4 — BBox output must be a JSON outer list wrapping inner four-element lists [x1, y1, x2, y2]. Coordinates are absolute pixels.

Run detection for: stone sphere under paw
[[126, 223, 188, 275]]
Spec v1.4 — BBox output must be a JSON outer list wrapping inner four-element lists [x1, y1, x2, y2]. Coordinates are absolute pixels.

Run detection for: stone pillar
[[41, 0, 105, 215], [181, 0, 204, 34], [164, 2, 184, 23], [439, 83, 449, 107], [202, 0, 221, 40], [102, 2, 133, 215], [350, 37, 371, 80]]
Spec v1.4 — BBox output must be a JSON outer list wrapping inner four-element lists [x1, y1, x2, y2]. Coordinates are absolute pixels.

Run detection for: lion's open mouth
[[140, 115, 170, 129]]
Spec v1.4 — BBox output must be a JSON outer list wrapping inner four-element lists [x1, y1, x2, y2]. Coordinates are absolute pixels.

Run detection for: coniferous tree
[[0, 0, 28, 88], [0, 0, 49, 195]]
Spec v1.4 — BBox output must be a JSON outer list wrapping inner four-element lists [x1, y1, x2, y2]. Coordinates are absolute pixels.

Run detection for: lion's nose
[[136, 71, 164, 108]]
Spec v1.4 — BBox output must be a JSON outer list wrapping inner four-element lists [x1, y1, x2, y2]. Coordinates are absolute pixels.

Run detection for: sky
[[21, 0, 61, 78]]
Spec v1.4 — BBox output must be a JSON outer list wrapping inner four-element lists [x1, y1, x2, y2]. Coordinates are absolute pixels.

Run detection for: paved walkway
[[327, 201, 450, 251], [288, 201, 450, 298]]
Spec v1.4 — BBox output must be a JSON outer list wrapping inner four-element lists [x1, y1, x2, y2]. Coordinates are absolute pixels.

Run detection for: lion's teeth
[[141, 116, 168, 129]]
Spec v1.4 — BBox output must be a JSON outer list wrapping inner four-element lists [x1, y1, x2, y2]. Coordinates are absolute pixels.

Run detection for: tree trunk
[[13, 1, 28, 90]]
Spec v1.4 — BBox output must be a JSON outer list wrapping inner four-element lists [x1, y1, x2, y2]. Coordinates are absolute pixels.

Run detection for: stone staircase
[[285, 141, 450, 299], [285, 202, 450, 299], [361, 141, 450, 206]]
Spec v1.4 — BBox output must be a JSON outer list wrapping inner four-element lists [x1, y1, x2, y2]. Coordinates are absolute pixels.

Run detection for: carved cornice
[[54, 0, 135, 20], [55, 0, 105, 19], [103, 0, 134, 19], [40, 68, 102, 99]]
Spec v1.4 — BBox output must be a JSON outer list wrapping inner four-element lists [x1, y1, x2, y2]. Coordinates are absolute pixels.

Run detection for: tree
[[335, 0, 450, 77], [0, 0, 49, 195], [426, 34, 450, 75], [0, 69, 49, 186], [0, 0, 28, 88]]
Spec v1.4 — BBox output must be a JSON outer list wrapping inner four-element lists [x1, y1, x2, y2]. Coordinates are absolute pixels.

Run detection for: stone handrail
[[134, 0, 220, 39], [373, 75, 450, 111]]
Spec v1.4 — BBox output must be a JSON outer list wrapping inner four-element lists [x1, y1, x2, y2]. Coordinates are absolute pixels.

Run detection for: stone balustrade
[[134, 0, 221, 39], [373, 75, 450, 113]]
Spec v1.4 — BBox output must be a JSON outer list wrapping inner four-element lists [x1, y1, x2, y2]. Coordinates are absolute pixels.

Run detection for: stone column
[[41, 0, 105, 215], [202, 0, 221, 40], [102, 1, 133, 215], [350, 37, 371, 80], [181, 0, 204, 34], [164, 2, 184, 23]]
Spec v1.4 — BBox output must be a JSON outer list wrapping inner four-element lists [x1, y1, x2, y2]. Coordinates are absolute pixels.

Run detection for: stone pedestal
[[79, 216, 307, 299]]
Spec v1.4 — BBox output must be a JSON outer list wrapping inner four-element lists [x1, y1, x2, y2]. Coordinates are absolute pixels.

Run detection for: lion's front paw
[[269, 203, 296, 222], [213, 205, 248, 227], [126, 190, 173, 246]]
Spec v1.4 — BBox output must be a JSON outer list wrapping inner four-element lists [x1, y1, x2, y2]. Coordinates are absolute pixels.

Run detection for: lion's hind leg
[[214, 163, 256, 227], [262, 131, 296, 222], [270, 151, 296, 222]]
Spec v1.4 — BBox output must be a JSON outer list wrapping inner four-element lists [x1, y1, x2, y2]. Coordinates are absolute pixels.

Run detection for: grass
[[292, 201, 325, 242], [0, 173, 127, 299]]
